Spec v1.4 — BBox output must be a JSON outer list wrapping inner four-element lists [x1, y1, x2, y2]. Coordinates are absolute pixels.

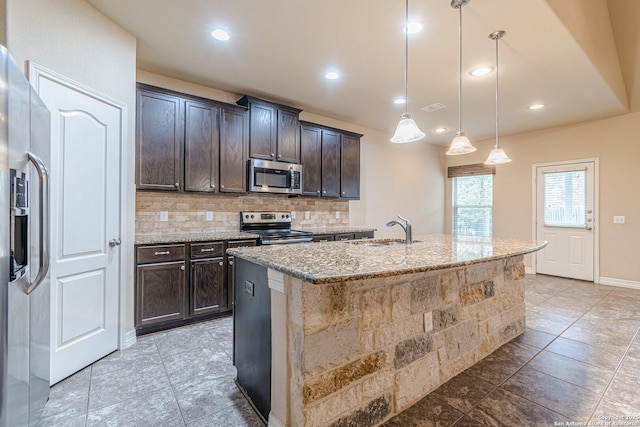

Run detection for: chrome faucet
[[386, 215, 412, 246]]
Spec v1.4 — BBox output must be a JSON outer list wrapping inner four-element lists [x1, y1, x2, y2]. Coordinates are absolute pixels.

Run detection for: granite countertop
[[135, 231, 260, 245], [298, 226, 377, 235], [227, 234, 547, 284]]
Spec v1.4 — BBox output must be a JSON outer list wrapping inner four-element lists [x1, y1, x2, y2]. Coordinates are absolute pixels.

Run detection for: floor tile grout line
[[154, 330, 189, 426], [585, 325, 640, 425]]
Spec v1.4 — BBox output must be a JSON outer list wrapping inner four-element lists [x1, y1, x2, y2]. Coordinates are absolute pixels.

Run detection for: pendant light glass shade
[[391, 0, 425, 144], [446, 131, 475, 155], [484, 30, 511, 165], [391, 113, 426, 143], [447, 0, 476, 155], [485, 146, 511, 164]]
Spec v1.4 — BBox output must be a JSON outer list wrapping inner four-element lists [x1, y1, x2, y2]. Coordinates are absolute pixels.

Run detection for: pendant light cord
[[495, 35, 499, 149], [458, 5, 462, 132], [404, 0, 409, 116]]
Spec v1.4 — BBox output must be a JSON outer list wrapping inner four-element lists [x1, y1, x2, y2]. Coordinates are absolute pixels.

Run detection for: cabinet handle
[[278, 154, 282, 158], [221, 185, 225, 189], [174, 182, 179, 188], [180, 265, 185, 270], [322, 190, 326, 194], [229, 260, 234, 266], [271, 153, 275, 157], [342, 191, 346, 195], [219, 261, 224, 266], [317, 190, 320, 194], [154, 251, 170, 256], [200, 248, 216, 252], [212, 184, 216, 189]]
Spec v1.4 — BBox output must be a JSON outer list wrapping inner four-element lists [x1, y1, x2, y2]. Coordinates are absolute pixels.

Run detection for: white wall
[[5, 0, 137, 330]]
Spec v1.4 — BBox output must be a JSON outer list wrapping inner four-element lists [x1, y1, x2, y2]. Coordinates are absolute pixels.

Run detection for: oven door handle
[[262, 237, 312, 245], [25, 151, 50, 295]]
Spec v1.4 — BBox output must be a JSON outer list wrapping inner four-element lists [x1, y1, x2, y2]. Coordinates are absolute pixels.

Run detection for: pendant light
[[391, 0, 425, 143], [446, 0, 476, 155], [485, 30, 512, 165]]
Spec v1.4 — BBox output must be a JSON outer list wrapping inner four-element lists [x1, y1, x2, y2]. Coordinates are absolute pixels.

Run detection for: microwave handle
[[25, 151, 50, 295], [288, 167, 294, 190]]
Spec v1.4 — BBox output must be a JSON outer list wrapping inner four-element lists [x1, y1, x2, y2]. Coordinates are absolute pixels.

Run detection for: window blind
[[543, 170, 587, 227], [452, 174, 493, 237]]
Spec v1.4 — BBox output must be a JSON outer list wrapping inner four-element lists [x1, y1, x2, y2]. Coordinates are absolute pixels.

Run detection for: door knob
[[586, 226, 593, 231], [109, 238, 121, 247]]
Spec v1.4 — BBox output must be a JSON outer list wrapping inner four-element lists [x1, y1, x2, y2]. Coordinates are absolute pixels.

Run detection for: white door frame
[[531, 158, 600, 283], [28, 62, 130, 350]]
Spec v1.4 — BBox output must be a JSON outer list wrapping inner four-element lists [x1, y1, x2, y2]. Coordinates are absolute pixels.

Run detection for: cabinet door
[[190, 257, 226, 316], [184, 100, 219, 192], [321, 130, 341, 198], [136, 261, 185, 328], [277, 109, 300, 163], [136, 89, 183, 191], [340, 135, 360, 199], [248, 101, 276, 160], [220, 108, 247, 193], [300, 124, 322, 197]]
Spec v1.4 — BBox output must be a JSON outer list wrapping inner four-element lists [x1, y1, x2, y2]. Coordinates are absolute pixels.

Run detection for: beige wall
[[6, 0, 138, 330], [137, 70, 446, 239], [444, 111, 640, 283], [607, 0, 640, 112]]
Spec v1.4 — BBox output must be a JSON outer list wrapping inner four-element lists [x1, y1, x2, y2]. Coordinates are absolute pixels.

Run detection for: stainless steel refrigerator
[[0, 44, 51, 427]]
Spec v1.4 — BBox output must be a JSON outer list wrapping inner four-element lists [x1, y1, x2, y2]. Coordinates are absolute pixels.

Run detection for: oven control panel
[[241, 211, 291, 224]]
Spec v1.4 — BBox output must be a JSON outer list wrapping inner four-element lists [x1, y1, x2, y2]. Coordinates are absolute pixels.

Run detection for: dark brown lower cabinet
[[334, 233, 355, 241], [136, 261, 186, 328], [190, 257, 226, 315], [312, 234, 335, 242]]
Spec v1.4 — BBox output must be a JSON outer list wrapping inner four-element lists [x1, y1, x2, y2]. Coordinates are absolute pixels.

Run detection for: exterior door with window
[[536, 162, 595, 281]]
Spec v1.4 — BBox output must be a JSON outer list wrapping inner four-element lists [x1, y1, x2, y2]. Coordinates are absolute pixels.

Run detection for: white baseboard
[[123, 329, 137, 349], [268, 413, 285, 427], [525, 267, 535, 275], [599, 277, 640, 290]]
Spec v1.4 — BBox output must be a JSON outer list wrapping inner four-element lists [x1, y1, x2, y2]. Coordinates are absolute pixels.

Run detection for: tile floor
[[39, 274, 640, 427]]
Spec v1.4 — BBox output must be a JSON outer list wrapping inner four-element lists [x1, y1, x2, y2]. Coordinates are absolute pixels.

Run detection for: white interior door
[[31, 69, 122, 384], [536, 161, 595, 281]]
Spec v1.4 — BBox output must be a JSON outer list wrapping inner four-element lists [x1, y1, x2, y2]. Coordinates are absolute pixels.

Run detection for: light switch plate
[[291, 211, 296, 219], [305, 211, 310, 220], [614, 215, 625, 224], [335, 211, 340, 219], [206, 211, 214, 221], [159, 211, 168, 222]]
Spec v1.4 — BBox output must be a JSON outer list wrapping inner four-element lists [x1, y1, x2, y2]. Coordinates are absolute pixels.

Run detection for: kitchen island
[[228, 234, 546, 427]]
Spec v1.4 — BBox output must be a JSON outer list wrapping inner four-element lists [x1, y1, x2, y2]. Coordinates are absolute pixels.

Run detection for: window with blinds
[[543, 170, 587, 227], [452, 174, 493, 237]]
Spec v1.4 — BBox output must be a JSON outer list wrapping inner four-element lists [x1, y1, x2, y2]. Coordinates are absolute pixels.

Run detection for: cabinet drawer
[[137, 244, 185, 264], [228, 239, 258, 249], [190, 242, 225, 259], [334, 233, 355, 241], [312, 234, 335, 242], [353, 231, 374, 240]]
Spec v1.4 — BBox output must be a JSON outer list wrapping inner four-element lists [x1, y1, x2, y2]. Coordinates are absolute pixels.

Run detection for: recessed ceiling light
[[393, 97, 406, 105], [529, 103, 545, 110], [469, 66, 493, 77], [434, 128, 447, 133], [324, 71, 340, 80], [404, 22, 423, 34], [211, 29, 230, 41]]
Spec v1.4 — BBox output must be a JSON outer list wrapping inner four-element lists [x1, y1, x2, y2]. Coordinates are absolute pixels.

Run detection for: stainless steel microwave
[[248, 159, 302, 195]]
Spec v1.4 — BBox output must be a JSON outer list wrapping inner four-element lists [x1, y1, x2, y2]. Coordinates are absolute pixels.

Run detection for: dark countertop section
[[227, 234, 547, 284], [135, 231, 260, 245]]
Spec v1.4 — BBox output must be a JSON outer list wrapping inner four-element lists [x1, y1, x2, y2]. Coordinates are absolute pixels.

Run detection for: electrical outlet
[[291, 211, 296, 219], [159, 211, 168, 222], [245, 280, 254, 296], [206, 211, 214, 221], [424, 312, 433, 332], [305, 211, 310, 220], [335, 211, 340, 219], [614, 216, 625, 224]]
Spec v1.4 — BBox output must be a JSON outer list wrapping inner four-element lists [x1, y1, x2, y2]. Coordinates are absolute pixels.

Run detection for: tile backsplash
[[136, 192, 350, 234]]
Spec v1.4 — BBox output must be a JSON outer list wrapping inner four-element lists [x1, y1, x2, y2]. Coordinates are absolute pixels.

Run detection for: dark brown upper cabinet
[[300, 121, 363, 200], [136, 84, 248, 194], [321, 129, 341, 198], [219, 107, 248, 193], [340, 134, 361, 199], [136, 87, 183, 191], [184, 100, 220, 193], [300, 124, 322, 197], [237, 96, 302, 163]]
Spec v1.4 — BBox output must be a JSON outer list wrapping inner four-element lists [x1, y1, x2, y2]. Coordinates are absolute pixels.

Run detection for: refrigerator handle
[[26, 151, 50, 295]]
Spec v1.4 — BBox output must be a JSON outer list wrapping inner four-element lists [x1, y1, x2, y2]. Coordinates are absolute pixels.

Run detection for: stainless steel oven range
[[240, 211, 312, 245]]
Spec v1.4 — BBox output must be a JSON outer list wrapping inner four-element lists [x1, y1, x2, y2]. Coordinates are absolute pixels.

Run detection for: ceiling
[[86, 0, 629, 145]]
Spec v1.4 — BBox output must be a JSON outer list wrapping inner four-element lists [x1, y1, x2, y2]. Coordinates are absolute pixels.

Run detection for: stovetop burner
[[240, 211, 313, 245]]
